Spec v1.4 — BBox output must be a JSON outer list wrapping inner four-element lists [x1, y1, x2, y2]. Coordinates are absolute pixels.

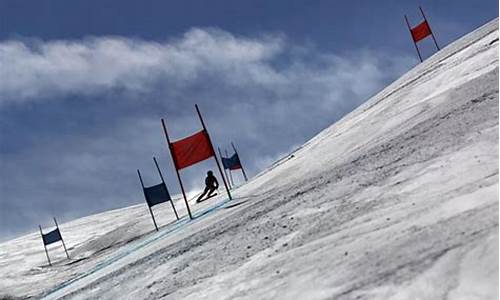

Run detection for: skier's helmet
[[207, 170, 213, 176]]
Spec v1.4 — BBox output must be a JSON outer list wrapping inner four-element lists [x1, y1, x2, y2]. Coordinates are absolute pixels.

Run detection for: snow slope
[[0, 18, 498, 300]]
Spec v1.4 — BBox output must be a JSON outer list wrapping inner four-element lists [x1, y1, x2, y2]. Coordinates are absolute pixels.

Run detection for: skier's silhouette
[[196, 170, 219, 203]]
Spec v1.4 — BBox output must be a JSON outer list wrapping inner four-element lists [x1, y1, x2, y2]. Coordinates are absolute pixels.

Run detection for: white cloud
[[0, 28, 412, 106], [0, 29, 284, 101]]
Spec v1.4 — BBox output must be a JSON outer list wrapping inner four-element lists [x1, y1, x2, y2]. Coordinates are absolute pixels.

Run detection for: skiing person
[[196, 170, 219, 203]]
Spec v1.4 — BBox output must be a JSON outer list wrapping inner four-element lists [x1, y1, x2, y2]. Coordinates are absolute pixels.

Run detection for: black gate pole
[[39, 225, 52, 266], [419, 6, 440, 50], [225, 148, 235, 186], [138, 169, 159, 231], [53, 217, 69, 259], [153, 156, 179, 220], [161, 119, 193, 219], [404, 15, 423, 63], [231, 142, 248, 181], [218, 147, 232, 189], [195, 104, 232, 200]]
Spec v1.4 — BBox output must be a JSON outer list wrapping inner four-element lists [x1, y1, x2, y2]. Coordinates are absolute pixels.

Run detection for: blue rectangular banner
[[144, 183, 171, 207], [42, 228, 62, 245]]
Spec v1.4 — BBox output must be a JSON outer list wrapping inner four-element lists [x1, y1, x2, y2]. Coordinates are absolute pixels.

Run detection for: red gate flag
[[410, 20, 431, 42], [404, 7, 440, 63], [170, 130, 215, 170], [161, 104, 233, 216]]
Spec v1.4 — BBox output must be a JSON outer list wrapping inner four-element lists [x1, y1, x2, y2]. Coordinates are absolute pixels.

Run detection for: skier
[[196, 170, 219, 203]]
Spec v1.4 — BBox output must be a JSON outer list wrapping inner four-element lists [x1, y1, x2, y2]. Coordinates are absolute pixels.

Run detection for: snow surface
[[0, 18, 498, 300]]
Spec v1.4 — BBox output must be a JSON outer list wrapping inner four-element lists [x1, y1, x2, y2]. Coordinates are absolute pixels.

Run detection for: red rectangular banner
[[411, 20, 432, 43], [170, 130, 215, 170]]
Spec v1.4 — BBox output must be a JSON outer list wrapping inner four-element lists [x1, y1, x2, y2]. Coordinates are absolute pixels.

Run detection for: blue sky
[[0, 0, 497, 241]]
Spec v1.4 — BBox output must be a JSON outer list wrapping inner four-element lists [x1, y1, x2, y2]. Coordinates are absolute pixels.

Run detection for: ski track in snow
[[0, 18, 498, 300]]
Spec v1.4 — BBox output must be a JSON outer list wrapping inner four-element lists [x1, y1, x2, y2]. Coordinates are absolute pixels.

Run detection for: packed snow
[[0, 18, 498, 300]]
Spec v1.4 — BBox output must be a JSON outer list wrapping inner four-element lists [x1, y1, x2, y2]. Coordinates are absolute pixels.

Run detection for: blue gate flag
[[144, 183, 171, 207], [42, 228, 62, 245], [221, 153, 242, 170]]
